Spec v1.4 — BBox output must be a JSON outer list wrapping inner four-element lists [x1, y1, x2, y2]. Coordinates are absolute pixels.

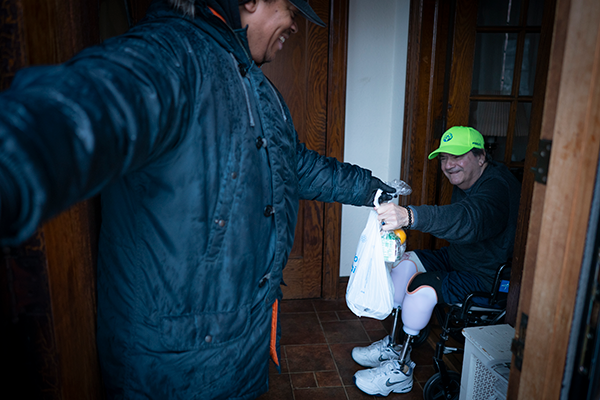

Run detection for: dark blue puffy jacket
[[0, 1, 372, 398]]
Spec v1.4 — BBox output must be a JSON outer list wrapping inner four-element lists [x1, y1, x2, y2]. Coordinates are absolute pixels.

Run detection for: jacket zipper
[[229, 53, 255, 127], [265, 80, 287, 122]]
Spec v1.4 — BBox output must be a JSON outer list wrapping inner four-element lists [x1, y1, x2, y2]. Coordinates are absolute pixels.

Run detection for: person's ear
[[242, 0, 258, 14]]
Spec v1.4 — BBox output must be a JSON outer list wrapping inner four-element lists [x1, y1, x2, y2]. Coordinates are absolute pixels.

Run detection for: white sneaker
[[351, 335, 407, 367], [354, 359, 415, 396]]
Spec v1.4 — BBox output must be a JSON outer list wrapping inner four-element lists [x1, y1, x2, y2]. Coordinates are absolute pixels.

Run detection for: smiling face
[[240, 0, 299, 65], [439, 151, 487, 190]]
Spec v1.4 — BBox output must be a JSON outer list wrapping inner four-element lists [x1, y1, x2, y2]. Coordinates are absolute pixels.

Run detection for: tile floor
[[257, 298, 463, 400]]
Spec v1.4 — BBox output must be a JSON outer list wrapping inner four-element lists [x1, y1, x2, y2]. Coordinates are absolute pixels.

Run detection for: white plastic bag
[[346, 209, 395, 320]]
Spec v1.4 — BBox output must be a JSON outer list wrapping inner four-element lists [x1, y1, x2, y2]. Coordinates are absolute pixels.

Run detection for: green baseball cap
[[428, 126, 485, 160]]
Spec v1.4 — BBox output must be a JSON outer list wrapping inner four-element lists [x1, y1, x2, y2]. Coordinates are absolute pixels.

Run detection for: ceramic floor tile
[[367, 329, 389, 342], [346, 385, 377, 399], [285, 344, 336, 373], [410, 341, 436, 366], [384, 383, 424, 399], [347, 383, 425, 400], [268, 357, 288, 374], [322, 320, 371, 343], [279, 299, 315, 313], [329, 342, 366, 386], [256, 373, 293, 400], [293, 387, 349, 400], [317, 310, 339, 322], [279, 312, 326, 345], [359, 317, 387, 331], [414, 364, 436, 384], [337, 310, 359, 320], [290, 372, 317, 389], [315, 370, 343, 387], [312, 298, 349, 312]]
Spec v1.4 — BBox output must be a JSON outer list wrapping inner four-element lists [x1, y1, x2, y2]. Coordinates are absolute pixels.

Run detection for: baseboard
[[337, 276, 349, 299]]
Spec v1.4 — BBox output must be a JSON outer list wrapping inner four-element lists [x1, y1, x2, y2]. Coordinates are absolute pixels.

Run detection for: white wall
[[339, 0, 410, 277]]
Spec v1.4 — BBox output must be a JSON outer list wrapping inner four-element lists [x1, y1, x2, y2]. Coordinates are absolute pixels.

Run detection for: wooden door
[[0, 1, 103, 399], [507, 0, 600, 397], [261, 0, 349, 300]]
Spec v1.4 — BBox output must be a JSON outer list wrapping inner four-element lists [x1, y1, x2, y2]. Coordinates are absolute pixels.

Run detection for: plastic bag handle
[[373, 189, 382, 208]]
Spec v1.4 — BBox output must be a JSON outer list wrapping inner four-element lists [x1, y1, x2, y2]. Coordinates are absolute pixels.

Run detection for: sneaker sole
[[353, 376, 413, 396]]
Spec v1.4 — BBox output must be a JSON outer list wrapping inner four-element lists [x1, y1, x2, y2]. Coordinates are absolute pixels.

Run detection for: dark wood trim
[[0, 1, 103, 398], [0, 0, 26, 89], [322, 0, 349, 299], [401, 0, 452, 251], [44, 199, 102, 399], [337, 276, 349, 299], [126, 0, 151, 26], [446, 0, 478, 128]]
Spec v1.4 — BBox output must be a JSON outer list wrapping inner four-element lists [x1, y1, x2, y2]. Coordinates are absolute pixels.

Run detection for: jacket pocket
[[160, 305, 250, 351]]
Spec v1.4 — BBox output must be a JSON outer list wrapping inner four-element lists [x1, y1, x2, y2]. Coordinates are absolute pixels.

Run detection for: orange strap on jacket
[[270, 299, 280, 367], [207, 6, 227, 24]]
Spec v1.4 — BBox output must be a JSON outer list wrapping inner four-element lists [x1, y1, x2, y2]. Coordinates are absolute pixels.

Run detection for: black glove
[[363, 177, 395, 206]]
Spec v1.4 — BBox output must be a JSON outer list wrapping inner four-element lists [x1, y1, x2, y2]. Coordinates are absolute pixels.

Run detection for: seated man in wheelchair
[[352, 126, 521, 396]]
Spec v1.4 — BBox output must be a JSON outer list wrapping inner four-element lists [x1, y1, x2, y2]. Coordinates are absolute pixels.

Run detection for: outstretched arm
[[0, 28, 196, 245]]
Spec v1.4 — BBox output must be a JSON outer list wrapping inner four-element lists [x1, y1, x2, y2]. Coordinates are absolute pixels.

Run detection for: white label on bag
[[381, 236, 397, 262]]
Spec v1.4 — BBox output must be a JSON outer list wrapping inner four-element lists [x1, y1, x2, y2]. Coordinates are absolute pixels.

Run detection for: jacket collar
[[147, 1, 253, 69], [168, 0, 242, 29]]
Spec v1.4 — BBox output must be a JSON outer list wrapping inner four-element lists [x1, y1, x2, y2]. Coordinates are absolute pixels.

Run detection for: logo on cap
[[443, 133, 453, 142]]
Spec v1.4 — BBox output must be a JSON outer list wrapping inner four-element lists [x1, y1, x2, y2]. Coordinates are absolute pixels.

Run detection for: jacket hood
[[168, 0, 242, 29]]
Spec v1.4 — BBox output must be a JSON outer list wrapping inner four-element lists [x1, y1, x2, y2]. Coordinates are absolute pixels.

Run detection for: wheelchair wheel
[[423, 371, 461, 400]]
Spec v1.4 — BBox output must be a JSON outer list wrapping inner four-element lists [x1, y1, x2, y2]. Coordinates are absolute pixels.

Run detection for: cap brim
[[289, 1, 326, 27], [428, 145, 472, 159]]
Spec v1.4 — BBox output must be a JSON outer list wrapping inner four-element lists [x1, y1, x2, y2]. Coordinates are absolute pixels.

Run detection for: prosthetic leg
[[396, 283, 437, 367], [388, 259, 418, 347]]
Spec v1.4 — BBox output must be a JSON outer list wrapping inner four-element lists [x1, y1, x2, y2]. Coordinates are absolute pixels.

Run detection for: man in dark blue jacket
[[0, 0, 394, 398]]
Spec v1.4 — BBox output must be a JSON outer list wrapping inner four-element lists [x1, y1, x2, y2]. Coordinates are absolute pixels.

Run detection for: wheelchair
[[420, 261, 511, 400]]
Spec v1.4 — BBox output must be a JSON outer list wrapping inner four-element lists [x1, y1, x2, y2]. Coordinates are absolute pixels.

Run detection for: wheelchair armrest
[[490, 261, 512, 305], [458, 261, 512, 319]]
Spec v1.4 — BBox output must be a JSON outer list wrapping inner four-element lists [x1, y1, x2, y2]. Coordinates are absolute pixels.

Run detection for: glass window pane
[[512, 102, 532, 162], [471, 33, 518, 95], [519, 33, 540, 96], [527, 0, 545, 26], [477, 0, 522, 26], [469, 101, 511, 162]]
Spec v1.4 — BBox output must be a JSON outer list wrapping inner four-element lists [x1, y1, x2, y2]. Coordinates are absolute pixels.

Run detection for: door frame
[[508, 0, 600, 397], [323, 0, 350, 299]]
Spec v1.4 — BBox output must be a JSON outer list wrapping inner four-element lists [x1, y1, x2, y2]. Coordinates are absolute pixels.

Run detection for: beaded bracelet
[[402, 205, 413, 230]]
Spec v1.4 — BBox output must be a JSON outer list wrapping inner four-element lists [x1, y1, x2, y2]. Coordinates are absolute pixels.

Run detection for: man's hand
[[363, 177, 395, 206], [375, 203, 409, 231]]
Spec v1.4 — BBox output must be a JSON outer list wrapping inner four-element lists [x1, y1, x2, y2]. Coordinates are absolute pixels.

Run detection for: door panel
[[0, 1, 103, 398], [261, 0, 330, 299]]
